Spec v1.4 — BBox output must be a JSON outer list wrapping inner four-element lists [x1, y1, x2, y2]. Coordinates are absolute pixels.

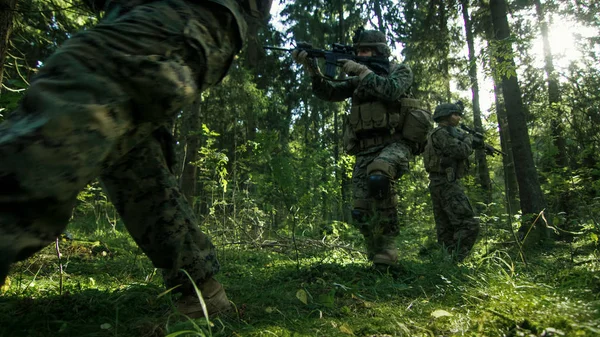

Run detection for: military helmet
[[352, 30, 391, 57], [433, 102, 463, 122]]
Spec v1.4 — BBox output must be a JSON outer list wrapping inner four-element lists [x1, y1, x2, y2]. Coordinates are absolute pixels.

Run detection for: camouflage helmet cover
[[352, 29, 391, 57], [433, 102, 463, 122]]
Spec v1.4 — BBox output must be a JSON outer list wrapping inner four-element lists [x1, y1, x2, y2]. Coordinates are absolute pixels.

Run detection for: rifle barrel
[[263, 46, 292, 52]]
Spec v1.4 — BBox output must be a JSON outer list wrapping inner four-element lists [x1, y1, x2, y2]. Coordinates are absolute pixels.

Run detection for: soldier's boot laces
[[176, 277, 232, 318], [372, 248, 398, 266]]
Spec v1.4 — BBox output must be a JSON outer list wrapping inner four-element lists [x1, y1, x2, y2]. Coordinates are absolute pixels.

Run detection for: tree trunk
[[180, 99, 202, 205], [0, 0, 17, 92], [243, 2, 273, 69], [460, 0, 492, 202], [489, 0, 548, 243], [372, 0, 386, 33], [533, 0, 568, 169], [494, 81, 520, 217], [439, 2, 451, 100]]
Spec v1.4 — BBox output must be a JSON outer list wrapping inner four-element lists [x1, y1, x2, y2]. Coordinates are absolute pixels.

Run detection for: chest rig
[[347, 98, 432, 152]]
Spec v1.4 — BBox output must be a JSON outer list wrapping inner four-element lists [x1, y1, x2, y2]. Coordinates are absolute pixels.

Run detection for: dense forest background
[[0, 0, 599, 336]]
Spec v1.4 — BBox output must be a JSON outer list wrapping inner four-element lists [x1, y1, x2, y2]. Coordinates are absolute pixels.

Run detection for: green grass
[[1, 215, 599, 337]]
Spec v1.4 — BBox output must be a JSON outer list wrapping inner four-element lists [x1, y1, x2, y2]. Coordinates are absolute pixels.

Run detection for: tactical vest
[[347, 97, 432, 152], [424, 127, 468, 178]]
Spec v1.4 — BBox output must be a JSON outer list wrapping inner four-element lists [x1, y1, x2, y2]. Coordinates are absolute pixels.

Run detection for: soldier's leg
[[0, 0, 237, 287], [0, 35, 136, 286], [100, 132, 229, 316], [441, 182, 480, 260], [364, 142, 412, 264], [351, 155, 377, 259], [429, 183, 454, 250]]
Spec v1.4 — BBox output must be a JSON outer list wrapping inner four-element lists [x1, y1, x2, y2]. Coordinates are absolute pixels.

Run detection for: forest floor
[[0, 216, 599, 337]]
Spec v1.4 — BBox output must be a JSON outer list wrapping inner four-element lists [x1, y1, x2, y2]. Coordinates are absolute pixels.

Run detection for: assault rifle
[[263, 42, 390, 79], [459, 124, 506, 156]]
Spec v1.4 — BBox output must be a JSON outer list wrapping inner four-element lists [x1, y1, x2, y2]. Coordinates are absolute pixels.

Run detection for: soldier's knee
[[367, 160, 397, 200], [367, 173, 391, 200]]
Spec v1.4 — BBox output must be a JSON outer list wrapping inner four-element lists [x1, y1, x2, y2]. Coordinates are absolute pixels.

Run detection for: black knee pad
[[367, 174, 391, 200]]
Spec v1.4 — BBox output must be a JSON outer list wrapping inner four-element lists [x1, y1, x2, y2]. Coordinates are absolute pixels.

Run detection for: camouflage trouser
[[428, 179, 480, 260], [352, 141, 412, 258], [0, 0, 239, 293]]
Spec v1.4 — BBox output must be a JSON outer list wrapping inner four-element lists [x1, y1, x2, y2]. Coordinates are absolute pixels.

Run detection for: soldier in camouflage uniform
[[293, 30, 429, 268], [423, 103, 480, 261], [0, 0, 271, 318]]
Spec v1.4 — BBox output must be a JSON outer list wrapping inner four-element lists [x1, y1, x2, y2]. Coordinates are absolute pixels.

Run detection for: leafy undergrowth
[[1, 218, 599, 337]]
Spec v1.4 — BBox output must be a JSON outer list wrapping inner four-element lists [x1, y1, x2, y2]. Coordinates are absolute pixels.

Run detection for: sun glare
[[533, 16, 596, 70]]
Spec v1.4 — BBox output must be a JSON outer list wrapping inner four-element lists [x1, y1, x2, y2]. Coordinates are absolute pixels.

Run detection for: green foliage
[[2, 216, 599, 336], [3, 0, 600, 335]]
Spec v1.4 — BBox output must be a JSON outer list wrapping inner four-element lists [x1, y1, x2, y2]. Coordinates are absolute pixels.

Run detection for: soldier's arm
[[432, 128, 473, 160], [311, 76, 357, 102], [353, 63, 413, 101]]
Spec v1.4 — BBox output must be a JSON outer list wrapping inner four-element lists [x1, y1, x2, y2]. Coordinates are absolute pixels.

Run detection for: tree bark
[[439, 1, 451, 100], [489, 0, 547, 243], [460, 0, 492, 202], [493, 81, 520, 216], [372, 0, 386, 33], [243, 1, 273, 69], [0, 0, 17, 92], [533, 0, 568, 169]]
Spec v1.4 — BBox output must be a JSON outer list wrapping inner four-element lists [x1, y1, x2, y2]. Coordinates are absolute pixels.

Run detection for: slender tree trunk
[[460, 0, 492, 202], [372, 0, 386, 33], [534, 0, 568, 169], [0, 0, 17, 92], [489, 0, 548, 243], [243, 2, 273, 69], [180, 99, 202, 204], [439, 2, 451, 100], [493, 81, 520, 216]]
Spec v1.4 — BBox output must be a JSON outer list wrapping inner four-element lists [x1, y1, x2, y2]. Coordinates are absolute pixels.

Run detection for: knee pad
[[367, 174, 391, 200]]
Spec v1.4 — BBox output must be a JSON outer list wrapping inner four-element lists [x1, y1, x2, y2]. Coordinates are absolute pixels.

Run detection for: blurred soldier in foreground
[[292, 29, 432, 268], [0, 0, 271, 318], [423, 102, 480, 261]]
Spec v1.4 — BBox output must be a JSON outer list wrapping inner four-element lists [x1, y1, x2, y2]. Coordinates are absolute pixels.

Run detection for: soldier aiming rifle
[[264, 38, 390, 80]]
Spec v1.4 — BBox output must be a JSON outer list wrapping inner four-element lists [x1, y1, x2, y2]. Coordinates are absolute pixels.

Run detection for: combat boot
[[176, 277, 231, 318]]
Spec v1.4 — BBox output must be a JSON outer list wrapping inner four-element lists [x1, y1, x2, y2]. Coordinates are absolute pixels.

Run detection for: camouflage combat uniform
[[0, 0, 248, 294], [312, 61, 415, 261], [423, 124, 480, 260]]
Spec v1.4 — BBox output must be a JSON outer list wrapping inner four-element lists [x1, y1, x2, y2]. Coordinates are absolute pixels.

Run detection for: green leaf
[[296, 289, 308, 305], [339, 323, 354, 335], [431, 309, 453, 318]]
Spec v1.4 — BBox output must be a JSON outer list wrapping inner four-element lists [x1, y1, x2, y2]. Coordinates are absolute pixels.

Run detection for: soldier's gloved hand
[[463, 134, 474, 146], [292, 49, 308, 64], [339, 59, 372, 79], [292, 49, 318, 76], [472, 135, 484, 148]]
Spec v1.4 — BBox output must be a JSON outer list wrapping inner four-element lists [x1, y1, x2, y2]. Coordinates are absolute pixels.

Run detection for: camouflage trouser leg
[[429, 181, 480, 259], [100, 134, 218, 295], [0, 0, 237, 285], [352, 141, 412, 258]]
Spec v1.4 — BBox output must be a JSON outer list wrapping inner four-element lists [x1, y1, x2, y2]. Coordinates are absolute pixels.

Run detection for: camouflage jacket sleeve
[[430, 126, 473, 160], [311, 76, 359, 102], [352, 62, 413, 101]]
